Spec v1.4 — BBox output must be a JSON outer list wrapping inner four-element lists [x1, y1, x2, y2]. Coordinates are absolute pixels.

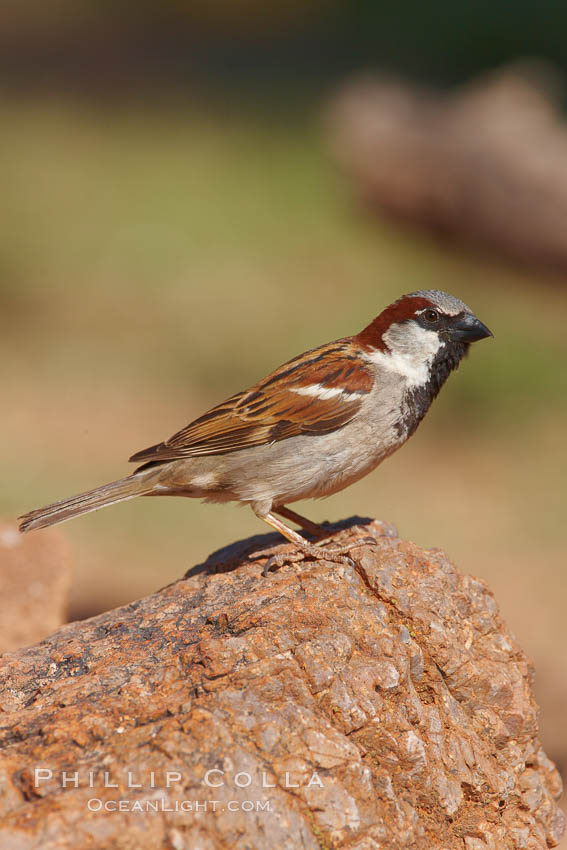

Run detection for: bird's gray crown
[[407, 289, 472, 316]]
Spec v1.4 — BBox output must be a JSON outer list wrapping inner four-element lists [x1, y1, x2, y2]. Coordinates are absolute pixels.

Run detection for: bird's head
[[356, 289, 492, 386]]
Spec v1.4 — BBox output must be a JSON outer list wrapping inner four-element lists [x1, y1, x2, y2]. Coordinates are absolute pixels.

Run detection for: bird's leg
[[272, 505, 327, 539], [272, 505, 377, 551], [259, 511, 317, 548], [257, 510, 375, 576]]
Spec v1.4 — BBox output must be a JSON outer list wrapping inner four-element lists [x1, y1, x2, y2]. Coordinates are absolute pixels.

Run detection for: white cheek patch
[[366, 322, 443, 388], [291, 384, 366, 403]]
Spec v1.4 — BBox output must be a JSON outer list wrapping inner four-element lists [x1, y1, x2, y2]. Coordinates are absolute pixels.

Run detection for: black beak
[[449, 313, 493, 343]]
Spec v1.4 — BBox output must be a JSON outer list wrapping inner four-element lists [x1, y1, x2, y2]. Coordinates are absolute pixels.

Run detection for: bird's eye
[[424, 309, 439, 323]]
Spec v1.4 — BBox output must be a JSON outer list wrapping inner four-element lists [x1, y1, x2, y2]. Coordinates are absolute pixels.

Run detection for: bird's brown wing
[[129, 340, 373, 464]]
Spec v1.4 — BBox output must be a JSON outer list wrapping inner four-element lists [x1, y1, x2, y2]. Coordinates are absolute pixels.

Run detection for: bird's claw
[[262, 534, 376, 576], [359, 536, 377, 546], [315, 533, 377, 551], [262, 551, 305, 576]]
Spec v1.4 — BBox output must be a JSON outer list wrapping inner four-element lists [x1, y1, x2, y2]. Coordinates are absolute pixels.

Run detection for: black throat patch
[[397, 340, 469, 438]]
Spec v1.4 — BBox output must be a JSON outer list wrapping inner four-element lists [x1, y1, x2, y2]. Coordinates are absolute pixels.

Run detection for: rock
[[0, 522, 72, 652], [0, 517, 562, 849]]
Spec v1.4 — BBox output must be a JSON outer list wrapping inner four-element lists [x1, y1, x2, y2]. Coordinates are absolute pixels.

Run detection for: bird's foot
[[316, 534, 377, 551], [262, 550, 308, 576], [262, 536, 377, 577]]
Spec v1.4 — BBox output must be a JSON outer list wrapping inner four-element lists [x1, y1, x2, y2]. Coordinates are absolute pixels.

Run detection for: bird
[[19, 289, 492, 570]]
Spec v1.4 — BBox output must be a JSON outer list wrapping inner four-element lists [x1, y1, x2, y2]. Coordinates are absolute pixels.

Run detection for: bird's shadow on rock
[[184, 515, 375, 578]]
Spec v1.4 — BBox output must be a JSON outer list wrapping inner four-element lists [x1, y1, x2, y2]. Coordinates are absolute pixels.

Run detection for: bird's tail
[[18, 473, 156, 533]]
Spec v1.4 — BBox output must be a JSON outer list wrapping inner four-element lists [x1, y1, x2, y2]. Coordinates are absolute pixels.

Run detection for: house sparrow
[[19, 289, 492, 570]]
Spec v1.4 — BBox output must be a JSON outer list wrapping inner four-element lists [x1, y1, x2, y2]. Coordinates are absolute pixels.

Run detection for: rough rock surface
[[0, 518, 563, 849], [0, 522, 72, 652]]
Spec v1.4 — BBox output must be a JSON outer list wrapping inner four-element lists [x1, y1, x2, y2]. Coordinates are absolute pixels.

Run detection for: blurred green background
[[1, 0, 566, 812]]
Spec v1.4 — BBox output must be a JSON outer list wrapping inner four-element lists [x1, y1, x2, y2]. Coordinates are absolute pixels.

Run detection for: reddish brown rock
[[0, 522, 72, 653], [0, 518, 562, 849]]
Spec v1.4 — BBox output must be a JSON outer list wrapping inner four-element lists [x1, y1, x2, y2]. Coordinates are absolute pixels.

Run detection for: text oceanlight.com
[[32, 768, 325, 815], [87, 799, 272, 813]]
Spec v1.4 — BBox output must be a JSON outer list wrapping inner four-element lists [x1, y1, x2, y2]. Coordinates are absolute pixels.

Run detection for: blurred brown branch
[[327, 64, 567, 273]]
